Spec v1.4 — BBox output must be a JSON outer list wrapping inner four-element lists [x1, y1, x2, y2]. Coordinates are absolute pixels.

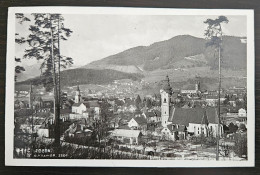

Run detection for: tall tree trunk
[[50, 15, 60, 157], [216, 42, 221, 161]]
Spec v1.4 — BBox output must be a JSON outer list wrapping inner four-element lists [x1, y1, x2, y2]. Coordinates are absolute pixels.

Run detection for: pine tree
[[204, 15, 229, 161], [16, 13, 73, 156], [135, 95, 142, 108]]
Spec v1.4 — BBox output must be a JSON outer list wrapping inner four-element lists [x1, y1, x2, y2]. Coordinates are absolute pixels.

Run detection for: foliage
[[87, 34, 246, 71], [16, 13, 31, 24], [238, 123, 247, 132], [135, 95, 142, 108], [190, 134, 217, 146], [18, 68, 144, 87], [228, 122, 238, 133], [204, 16, 231, 70], [145, 98, 152, 108], [234, 132, 247, 158], [204, 16, 229, 47], [15, 13, 73, 90], [15, 15, 30, 81]]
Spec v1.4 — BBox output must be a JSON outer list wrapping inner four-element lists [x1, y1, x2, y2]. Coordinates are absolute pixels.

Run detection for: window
[[164, 98, 166, 103]]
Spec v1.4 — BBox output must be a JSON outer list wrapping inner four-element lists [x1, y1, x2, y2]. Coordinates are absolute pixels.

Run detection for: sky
[[15, 14, 247, 67]]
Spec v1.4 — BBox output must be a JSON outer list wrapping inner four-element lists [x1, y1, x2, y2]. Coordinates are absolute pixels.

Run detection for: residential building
[[128, 116, 147, 131], [110, 129, 142, 145]]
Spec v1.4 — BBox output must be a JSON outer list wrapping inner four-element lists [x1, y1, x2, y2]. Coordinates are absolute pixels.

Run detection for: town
[[13, 75, 247, 160]]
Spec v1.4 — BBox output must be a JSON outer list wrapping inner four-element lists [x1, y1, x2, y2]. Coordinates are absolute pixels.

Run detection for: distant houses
[[14, 73, 247, 151]]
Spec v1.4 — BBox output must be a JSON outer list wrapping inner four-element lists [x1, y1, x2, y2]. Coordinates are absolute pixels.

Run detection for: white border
[[5, 7, 255, 167]]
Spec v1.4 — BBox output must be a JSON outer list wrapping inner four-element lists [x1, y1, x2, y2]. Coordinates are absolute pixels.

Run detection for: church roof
[[72, 102, 82, 107], [84, 101, 100, 108], [167, 124, 187, 132], [168, 107, 218, 126], [163, 75, 172, 94]]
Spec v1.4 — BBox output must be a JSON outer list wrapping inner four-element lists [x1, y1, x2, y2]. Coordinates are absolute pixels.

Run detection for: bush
[[234, 132, 247, 158], [190, 134, 216, 146]]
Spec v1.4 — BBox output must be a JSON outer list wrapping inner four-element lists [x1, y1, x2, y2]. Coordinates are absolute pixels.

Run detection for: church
[[71, 84, 101, 116], [160, 75, 223, 140]]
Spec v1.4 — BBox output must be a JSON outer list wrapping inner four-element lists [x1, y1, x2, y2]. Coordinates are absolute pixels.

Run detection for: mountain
[[17, 35, 246, 88], [83, 35, 246, 72], [16, 64, 41, 82], [17, 68, 144, 86]]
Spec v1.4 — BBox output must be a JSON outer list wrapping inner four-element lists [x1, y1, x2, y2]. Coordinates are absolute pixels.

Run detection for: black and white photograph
[[5, 7, 255, 167]]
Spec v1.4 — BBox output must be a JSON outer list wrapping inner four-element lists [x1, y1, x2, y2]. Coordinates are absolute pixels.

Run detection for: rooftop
[[168, 107, 218, 126], [110, 129, 141, 138]]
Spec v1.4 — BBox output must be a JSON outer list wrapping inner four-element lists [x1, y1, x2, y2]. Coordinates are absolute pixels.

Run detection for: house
[[72, 103, 87, 114], [110, 129, 142, 145], [37, 125, 49, 138], [72, 101, 101, 115], [180, 81, 200, 94], [238, 108, 247, 117], [228, 95, 237, 107], [205, 94, 226, 107], [42, 100, 54, 109], [84, 101, 101, 115], [238, 108, 247, 124], [60, 108, 71, 121], [161, 124, 187, 141], [109, 117, 121, 129], [143, 110, 161, 123], [64, 120, 92, 138], [168, 107, 224, 138], [128, 105, 137, 113], [128, 116, 147, 131]]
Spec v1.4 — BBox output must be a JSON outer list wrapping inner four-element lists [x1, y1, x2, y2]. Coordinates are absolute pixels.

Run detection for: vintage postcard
[[5, 7, 255, 167]]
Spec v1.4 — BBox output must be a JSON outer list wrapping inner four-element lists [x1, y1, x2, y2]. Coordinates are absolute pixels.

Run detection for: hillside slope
[[84, 35, 246, 72], [18, 68, 144, 86]]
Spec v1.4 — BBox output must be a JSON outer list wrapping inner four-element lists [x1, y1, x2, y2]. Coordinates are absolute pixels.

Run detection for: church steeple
[[75, 82, 81, 103], [160, 75, 173, 127], [195, 81, 200, 91], [76, 83, 80, 91], [163, 75, 172, 95]]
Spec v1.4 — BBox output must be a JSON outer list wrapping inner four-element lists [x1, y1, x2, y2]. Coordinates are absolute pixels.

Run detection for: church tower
[[75, 84, 81, 103], [195, 81, 200, 92], [160, 75, 172, 127]]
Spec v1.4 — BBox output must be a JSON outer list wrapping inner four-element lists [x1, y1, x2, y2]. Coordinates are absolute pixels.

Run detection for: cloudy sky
[[15, 14, 246, 67]]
